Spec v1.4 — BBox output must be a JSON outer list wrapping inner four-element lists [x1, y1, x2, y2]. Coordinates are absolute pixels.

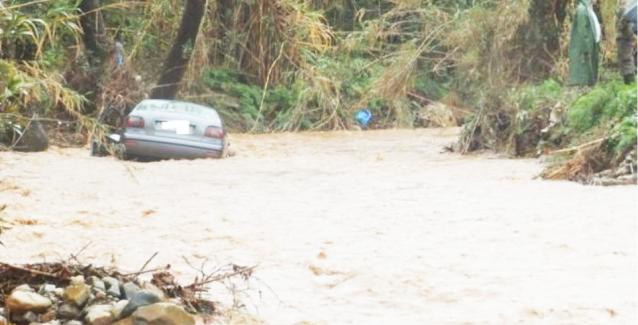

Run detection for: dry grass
[[542, 140, 610, 181]]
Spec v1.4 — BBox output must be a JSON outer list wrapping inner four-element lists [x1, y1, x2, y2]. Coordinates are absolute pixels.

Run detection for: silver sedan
[[117, 99, 228, 160]]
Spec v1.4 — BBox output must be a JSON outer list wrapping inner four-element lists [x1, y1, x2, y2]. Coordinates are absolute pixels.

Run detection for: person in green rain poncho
[[568, 0, 602, 86]]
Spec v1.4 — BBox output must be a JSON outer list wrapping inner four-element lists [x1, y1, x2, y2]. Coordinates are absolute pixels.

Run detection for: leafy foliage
[[1, 1, 88, 146], [567, 81, 637, 155]]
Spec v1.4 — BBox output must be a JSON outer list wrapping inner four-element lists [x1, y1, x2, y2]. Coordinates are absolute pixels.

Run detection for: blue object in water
[[355, 109, 372, 128]]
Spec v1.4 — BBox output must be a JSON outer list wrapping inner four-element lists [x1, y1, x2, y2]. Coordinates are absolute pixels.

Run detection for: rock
[[63, 321, 83, 325], [13, 121, 48, 152], [10, 312, 26, 323], [40, 321, 62, 325], [39, 284, 57, 295], [86, 292, 97, 305], [103, 277, 121, 298], [53, 288, 65, 298], [5, 290, 53, 312], [69, 275, 85, 285], [14, 284, 35, 292], [57, 303, 81, 320], [111, 300, 129, 320], [64, 281, 91, 307], [39, 284, 61, 302], [111, 317, 134, 325], [41, 308, 57, 322], [85, 304, 114, 325], [93, 289, 107, 300], [120, 290, 162, 318], [132, 303, 195, 325], [23, 310, 39, 323], [91, 276, 106, 293], [141, 283, 166, 301], [121, 282, 140, 300]]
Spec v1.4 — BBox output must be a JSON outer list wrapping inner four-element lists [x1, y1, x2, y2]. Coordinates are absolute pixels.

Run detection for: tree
[[79, 0, 107, 61], [150, 0, 207, 99]]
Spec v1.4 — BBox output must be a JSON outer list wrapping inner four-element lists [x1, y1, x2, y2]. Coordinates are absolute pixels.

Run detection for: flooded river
[[1, 128, 636, 324]]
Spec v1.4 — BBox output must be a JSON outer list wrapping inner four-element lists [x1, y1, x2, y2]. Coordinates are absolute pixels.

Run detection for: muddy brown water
[[1, 128, 637, 324]]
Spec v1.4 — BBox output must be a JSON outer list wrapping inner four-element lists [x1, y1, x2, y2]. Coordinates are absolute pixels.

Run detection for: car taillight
[[204, 126, 225, 139], [126, 116, 145, 128]]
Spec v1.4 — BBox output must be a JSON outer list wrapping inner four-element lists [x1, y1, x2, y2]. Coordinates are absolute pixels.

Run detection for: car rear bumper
[[121, 133, 224, 159]]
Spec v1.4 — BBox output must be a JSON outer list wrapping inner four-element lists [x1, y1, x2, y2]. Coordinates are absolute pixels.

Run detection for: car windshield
[[134, 100, 221, 124]]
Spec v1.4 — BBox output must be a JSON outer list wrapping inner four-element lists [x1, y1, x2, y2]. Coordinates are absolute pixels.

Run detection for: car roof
[[133, 99, 222, 125], [137, 99, 217, 111]]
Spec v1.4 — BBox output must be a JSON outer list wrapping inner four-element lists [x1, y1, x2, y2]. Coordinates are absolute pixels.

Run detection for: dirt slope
[[1, 128, 636, 324]]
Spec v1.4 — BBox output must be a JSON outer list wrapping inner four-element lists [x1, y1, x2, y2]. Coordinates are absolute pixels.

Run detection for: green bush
[[202, 68, 303, 131], [511, 79, 562, 112], [567, 81, 636, 133], [610, 114, 637, 155]]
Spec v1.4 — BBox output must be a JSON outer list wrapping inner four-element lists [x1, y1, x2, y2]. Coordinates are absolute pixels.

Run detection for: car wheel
[[114, 144, 129, 160], [90, 138, 107, 157]]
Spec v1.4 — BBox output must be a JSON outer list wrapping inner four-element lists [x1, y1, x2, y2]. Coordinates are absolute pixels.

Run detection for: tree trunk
[[514, 0, 571, 79], [151, 0, 207, 100], [79, 0, 107, 60]]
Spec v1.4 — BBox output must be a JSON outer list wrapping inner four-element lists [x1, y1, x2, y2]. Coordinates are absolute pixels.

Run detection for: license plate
[[157, 120, 191, 135]]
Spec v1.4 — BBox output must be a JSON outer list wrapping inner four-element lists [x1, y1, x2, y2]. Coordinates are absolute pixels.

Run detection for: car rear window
[[134, 100, 221, 124]]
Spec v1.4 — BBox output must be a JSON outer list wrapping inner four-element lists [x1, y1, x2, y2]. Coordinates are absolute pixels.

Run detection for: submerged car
[[93, 99, 228, 160]]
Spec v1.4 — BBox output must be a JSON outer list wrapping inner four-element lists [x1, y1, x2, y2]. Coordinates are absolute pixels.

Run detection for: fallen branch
[[122, 265, 169, 277], [548, 137, 607, 155], [138, 251, 159, 273], [0, 262, 59, 278], [186, 264, 257, 289]]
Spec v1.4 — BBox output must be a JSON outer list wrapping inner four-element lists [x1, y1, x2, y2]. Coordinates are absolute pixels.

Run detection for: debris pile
[[591, 149, 637, 186], [542, 144, 637, 186], [0, 262, 254, 325]]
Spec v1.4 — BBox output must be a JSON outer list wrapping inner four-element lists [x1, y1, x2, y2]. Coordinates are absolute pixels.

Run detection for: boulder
[[64, 281, 91, 307], [91, 276, 106, 294], [13, 120, 49, 152], [111, 300, 129, 320], [41, 308, 58, 322], [5, 290, 52, 312], [70, 276, 85, 285], [120, 290, 162, 318], [23, 311, 39, 323], [121, 282, 140, 300], [111, 317, 134, 325], [141, 283, 166, 301], [132, 303, 195, 325], [85, 304, 114, 325], [40, 284, 58, 295], [64, 321, 83, 325], [103, 277, 121, 298], [57, 303, 81, 320], [53, 288, 65, 298], [13, 284, 34, 292], [40, 284, 61, 302], [40, 321, 62, 325]]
